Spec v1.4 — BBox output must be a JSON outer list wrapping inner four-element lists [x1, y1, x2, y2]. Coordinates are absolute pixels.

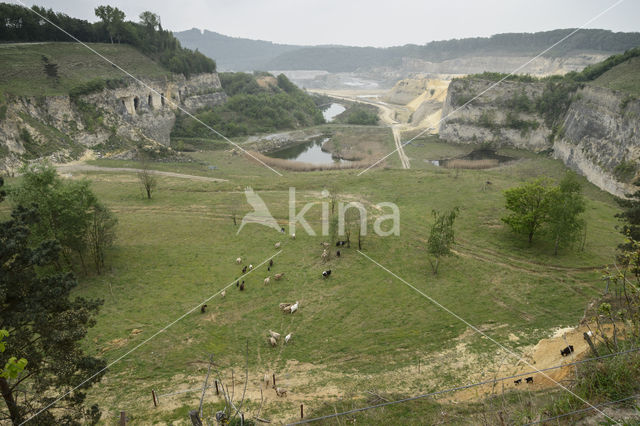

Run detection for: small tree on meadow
[[137, 156, 157, 200], [427, 207, 459, 274], [502, 178, 553, 245]]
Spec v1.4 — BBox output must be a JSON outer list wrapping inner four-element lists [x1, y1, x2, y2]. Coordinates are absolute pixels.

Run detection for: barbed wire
[[286, 347, 640, 425], [525, 393, 640, 425]]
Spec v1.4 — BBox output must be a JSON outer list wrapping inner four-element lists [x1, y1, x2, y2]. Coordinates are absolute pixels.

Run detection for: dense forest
[[0, 3, 215, 77], [172, 72, 325, 139]]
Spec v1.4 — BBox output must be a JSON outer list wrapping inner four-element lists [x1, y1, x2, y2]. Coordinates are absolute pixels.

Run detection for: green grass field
[[0, 43, 169, 96], [590, 56, 640, 96], [5, 134, 619, 423]]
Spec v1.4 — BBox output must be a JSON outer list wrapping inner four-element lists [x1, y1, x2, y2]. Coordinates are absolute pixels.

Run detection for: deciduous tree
[[502, 178, 553, 245], [547, 171, 586, 255], [427, 207, 459, 274]]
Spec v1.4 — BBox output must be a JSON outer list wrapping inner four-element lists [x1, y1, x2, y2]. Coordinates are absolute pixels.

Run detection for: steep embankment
[[439, 78, 551, 151], [383, 77, 450, 129], [0, 43, 226, 174], [439, 64, 640, 196]]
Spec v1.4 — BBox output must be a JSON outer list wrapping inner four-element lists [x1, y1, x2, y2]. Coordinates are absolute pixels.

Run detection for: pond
[[267, 138, 350, 165], [323, 103, 346, 122]]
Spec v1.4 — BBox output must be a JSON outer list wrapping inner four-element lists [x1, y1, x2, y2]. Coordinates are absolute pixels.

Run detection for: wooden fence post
[[152, 389, 158, 407], [301, 404, 304, 419], [119, 411, 127, 425], [272, 373, 276, 387], [215, 379, 219, 395], [189, 409, 203, 426]]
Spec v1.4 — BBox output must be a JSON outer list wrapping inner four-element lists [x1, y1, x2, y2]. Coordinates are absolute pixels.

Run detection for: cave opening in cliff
[[133, 96, 139, 111], [161, 93, 165, 106], [148, 94, 153, 109]]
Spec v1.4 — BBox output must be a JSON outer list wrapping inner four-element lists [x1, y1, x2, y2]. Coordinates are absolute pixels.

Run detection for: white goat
[[268, 336, 277, 347], [285, 333, 292, 344], [269, 330, 281, 340], [221, 290, 226, 298], [275, 242, 281, 249], [264, 277, 271, 285], [274, 273, 284, 280], [291, 233, 296, 240], [236, 257, 242, 264], [290, 301, 299, 314], [273, 386, 287, 397]]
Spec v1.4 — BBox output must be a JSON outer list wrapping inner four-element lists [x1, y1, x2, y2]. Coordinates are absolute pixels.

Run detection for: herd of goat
[[199, 233, 346, 397], [201, 232, 582, 397]]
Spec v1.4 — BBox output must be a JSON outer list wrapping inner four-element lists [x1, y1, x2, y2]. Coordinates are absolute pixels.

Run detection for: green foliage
[[573, 47, 640, 83], [0, 183, 105, 424], [535, 79, 580, 129], [546, 171, 586, 255], [69, 78, 126, 99], [613, 160, 637, 183], [502, 178, 554, 245], [470, 72, 537, 83], [344, 104, 379, 125], [0, 3, 215, 78], [427, 207, 459, 274], [0, 330, 27, 380], [9, 162, 117, 273], [173, 72, 324, 138], [615, 185, 640, 251], [0, 104, 7, 121], [504, 90, 535, 113], [504, 111, 540, 134], [74, 100, 104, 133], [477, 110, 497, 129]]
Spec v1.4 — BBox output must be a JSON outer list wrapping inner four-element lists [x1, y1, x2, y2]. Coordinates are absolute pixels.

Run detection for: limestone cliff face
[[439, 79, 551, 151], [554, 86, 639, 197], [0, 72, 226, 174], [439, 79, 639, 197]]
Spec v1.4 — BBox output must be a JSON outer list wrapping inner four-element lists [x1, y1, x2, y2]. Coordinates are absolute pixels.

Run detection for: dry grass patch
[[444, 159, 500, 169]]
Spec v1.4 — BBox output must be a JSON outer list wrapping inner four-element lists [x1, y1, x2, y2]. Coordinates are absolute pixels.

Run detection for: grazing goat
[[236, 280, 239, 287], [336, 250, 341, 257], [263, 374, 270, 388], [513, 379, 522, 385], [236, 257, 242, 264], [269, 259, 274, 267], [322, 270, 332, 278], [336, 240, 347, 247], [291, 233, 296, 240], [560, 345, 574, 357], [269, 330, 281, 340], [280, 227, 285, 233], [240, 282, 245, 291], [242, 266, 247, 273], [268, 336, 277, 347], [274, 273, 284, 280], [525, 377, 533, 384], [285, 333, 292, 344], [221, 290, 226, 298], [290, 301, 299, 314], [273, 386, 287, 397], [268, 266, 270, 271], [249, 264, 253, 270], [201, 304, 208, 313], [321, 249, 329, 262], [264, 277, 271, 285], [280, 303, 293, 312], [321, 242, 330, 249], [275, 242, 281, 249]]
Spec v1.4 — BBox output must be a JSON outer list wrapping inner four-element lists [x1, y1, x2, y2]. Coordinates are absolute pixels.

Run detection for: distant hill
[[591, 55, 640, 96], [174, 28, 301, 71], [176, 28, 640, 73]]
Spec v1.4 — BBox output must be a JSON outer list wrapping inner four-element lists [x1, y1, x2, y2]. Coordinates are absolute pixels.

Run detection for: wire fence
[[286, 346, 640, 425]]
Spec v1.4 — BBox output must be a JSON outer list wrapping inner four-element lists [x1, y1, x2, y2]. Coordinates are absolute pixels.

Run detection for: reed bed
[[444, 158, 500, 169]]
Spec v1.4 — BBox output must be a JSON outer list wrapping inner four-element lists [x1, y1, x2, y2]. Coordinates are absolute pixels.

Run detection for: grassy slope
[[0, 42, 170, 96], [590, 55, 640, 96], [19, 135, 617, 423]]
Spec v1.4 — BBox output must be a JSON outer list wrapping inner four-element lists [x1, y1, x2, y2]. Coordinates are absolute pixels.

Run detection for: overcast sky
[[20, 0, 640, 47]]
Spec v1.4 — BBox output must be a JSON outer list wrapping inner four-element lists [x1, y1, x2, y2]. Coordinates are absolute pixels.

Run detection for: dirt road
[[311, 90, 411, 169], [56, 164, 228, 182]]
